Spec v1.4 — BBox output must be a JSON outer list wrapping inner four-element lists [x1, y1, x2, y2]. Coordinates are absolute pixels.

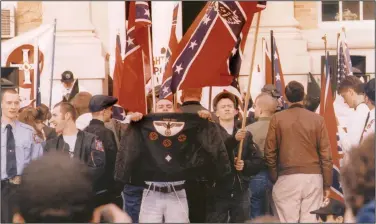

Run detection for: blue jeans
[[122, 184, 144, 223], [249, 170, 272, 219]]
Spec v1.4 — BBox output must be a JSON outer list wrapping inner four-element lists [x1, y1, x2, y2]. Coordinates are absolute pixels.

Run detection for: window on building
[[322, 1, 374, 22]]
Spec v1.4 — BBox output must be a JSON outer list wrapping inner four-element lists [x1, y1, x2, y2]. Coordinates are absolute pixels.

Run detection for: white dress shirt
[[338, 103, 370, 152]]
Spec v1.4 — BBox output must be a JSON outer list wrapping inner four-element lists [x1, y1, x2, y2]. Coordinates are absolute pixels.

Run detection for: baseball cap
[[61, 71, 74, 83], [89, 95, 118, 112], [261, 84, 281, 98], [310, 198, 345, 216]]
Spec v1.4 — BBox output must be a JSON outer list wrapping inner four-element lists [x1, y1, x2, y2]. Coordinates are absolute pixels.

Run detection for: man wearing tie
[[1, 89, 43, 223]]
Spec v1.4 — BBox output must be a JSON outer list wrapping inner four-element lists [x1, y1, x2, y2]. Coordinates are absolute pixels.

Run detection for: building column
[[42, 1, 105, 95]]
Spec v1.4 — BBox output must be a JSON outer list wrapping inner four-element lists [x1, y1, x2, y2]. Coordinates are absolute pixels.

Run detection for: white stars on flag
[[189, 40, 198, 50], [276, 73, 281, 81], [162, 86, 169, 94], [203, 15, 211, 25], [127, 38, 134, 46], [175, 63, 183, 74], [144, 9, 150, 17]]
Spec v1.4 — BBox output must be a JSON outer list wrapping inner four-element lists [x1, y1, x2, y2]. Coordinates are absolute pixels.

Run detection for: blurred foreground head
[[14, 152, 95, 223], [341, 135, 375, 216]]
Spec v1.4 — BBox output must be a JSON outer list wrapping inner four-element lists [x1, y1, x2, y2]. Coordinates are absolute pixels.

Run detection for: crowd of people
[[0, 71, 374, 223]]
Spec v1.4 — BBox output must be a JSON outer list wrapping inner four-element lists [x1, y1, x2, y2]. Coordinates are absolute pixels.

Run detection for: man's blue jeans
[[122, 184, 144, 223], [249, 170, 272, 219]]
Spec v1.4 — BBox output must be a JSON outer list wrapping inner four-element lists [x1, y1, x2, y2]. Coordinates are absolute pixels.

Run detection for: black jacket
[[114, 113, 231, 183], [84, 119, 119, 193], [213, 124, 265, 192], [180, 101, 219, 123], [44, 130, 106, 191]]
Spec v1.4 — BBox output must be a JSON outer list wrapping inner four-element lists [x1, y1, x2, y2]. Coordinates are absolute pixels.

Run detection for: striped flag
[[159, 2, 180, 100], [271, 37, 286, 102], [159, 1, 267, 99], [119, 1, 151, 114], [320, 51, 344, 202], [264, 41, 273, 85], [113, 34, 123, 98], [336, 31, 353, 91]]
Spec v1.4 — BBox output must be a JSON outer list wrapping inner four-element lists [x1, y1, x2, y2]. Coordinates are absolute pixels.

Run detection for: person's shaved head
[[155, 99, 174, 113], [254, 93, 277, 119]]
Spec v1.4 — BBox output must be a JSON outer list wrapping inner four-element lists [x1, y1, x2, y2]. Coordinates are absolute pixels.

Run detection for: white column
[[42, 1, 105, 95], [107, 1, 126, 79]]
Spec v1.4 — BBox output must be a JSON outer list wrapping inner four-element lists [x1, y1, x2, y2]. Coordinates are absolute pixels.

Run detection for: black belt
[[146, 183, 185, 193]]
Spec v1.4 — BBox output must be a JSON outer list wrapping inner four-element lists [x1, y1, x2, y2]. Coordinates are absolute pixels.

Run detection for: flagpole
[[48, 19, 57, 112], [208, 86, 213, 111], [334, 32, 340, 99], [270, 30, 274, 85], [237, 11, 262, 160], [262, 37, 265, 86], [320, 34, 328, 114], [33, 37, 39, 107], [148, 26, 156, 113]]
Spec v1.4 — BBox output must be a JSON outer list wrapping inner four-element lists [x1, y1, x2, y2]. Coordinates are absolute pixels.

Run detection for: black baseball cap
[[364, 78, 375, 102], [310, 198, 345, 216], [61, 71, 74, 83], [89, 95, 118, 112]]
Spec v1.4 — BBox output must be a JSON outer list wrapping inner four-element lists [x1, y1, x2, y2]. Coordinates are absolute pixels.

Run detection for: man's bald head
[[254, 93, 278, 119], [155, 99, 174, 113]]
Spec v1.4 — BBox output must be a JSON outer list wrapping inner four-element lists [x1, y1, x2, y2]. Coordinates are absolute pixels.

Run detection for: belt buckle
[[9, 176, 21, 185]]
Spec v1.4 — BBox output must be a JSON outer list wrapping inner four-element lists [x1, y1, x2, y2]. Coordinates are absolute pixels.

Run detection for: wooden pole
[[270, 30, 274, 85], [237, 12, 262, 160], [208, 86, 213, 111]]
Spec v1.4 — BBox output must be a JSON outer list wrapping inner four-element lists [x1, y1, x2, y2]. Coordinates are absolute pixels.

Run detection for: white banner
[[2, 24, 55, 107], [151, 1, 182, 86]]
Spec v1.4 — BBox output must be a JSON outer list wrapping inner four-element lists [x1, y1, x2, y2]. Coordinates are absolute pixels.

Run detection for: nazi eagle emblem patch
[[153, 121, 185, 137]]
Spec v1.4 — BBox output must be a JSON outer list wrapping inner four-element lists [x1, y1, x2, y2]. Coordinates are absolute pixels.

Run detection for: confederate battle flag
[[159, 1, 267, 99]]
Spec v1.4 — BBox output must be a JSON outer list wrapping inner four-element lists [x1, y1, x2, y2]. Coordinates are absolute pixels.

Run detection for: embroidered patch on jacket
[[153, 121, 185, 137], [149, 132, 158, 141], [162, 139, 172, 148], [33, 133, 43, 144], [178, 134, 187, 142], [95, 139, 104, 152]]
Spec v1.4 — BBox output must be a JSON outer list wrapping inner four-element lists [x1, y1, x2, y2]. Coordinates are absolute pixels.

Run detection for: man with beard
[[205, 92, 265, 223], [1, 89, 43, 223], [44, 102, 105, 193]]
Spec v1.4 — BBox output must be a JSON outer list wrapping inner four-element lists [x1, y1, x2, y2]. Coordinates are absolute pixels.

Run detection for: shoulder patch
[[95, 139, 104, 152], [33, 133, 43, 144]]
